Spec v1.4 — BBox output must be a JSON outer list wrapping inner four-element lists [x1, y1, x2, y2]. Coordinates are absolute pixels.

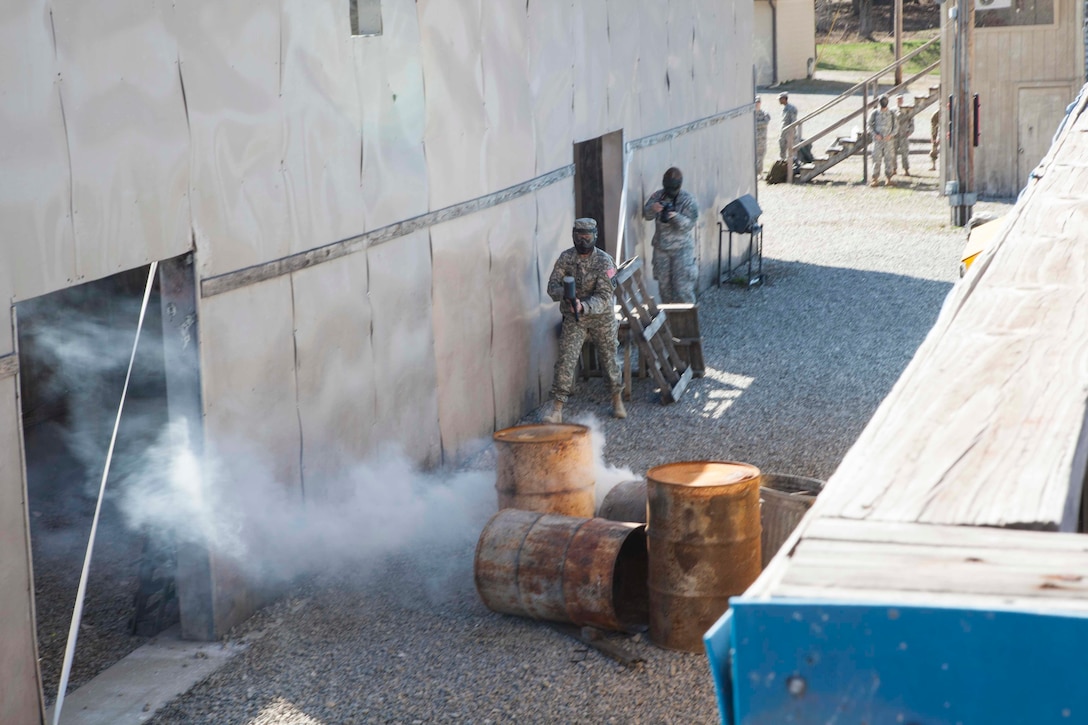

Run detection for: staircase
[[783, 37, 941, 184]]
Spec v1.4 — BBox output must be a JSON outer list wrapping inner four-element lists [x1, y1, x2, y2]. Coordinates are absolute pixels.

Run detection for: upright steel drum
[[647, 461, 762, 652], [492, 423, 595, 517]]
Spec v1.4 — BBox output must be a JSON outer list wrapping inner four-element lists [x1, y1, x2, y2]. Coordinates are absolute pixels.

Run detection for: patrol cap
[[778, 91, 788, 99], [573, 218, 597, 232]]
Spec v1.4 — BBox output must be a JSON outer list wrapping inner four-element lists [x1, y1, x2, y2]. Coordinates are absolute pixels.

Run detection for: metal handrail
[[797, 58, 940, 150], [782, 35, 940, 138]]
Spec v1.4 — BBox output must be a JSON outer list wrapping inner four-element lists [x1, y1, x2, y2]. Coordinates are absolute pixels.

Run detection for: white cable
[[51, 261, 159, 725]]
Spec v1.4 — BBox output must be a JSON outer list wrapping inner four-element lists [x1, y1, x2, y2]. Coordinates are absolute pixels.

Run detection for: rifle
[[562, 276, 579, 321]]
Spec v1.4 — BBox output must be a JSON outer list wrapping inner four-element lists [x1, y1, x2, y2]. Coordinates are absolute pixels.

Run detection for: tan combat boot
[[542, 400, 563, 424], [612, 393, 627, 419]]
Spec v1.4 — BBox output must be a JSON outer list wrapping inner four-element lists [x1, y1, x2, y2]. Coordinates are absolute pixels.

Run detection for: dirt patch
[[818, 0, 942, 43]]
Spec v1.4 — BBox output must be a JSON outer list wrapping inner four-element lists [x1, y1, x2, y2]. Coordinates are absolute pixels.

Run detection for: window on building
[[975, 0, 1054, 28], [350, 0, 382, 36]]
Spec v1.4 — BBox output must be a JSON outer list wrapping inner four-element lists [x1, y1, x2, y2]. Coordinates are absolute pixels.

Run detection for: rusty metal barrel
[[597, 479, 648, 523], [647, 461, 762, 652], [474, 509, 648, 632], [760, 473, 824, 568], [492, 423, 595, 517]]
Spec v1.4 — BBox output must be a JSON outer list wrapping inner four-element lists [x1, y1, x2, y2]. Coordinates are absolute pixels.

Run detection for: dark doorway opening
[[17, 255, 200, 705], [574, 130, 625, 260]]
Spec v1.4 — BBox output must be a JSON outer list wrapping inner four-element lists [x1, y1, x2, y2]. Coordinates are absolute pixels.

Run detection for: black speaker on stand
[[717, 194, 764, 288]]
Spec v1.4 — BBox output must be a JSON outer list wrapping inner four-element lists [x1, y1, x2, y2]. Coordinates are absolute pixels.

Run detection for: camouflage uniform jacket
[[547, 247, 618, 318], [755, 109, 771, 141], [780, 103, 800, 138], [896, 109, 915, 139], [641, 189, 699, 252], [869, 108, 897, 139]]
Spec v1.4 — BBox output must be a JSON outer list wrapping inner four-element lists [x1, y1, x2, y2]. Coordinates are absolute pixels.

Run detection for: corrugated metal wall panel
[[0, 1, 78, 303], [418, 0, 487, 209], [174, 0, 292, 278], [430, 213, 495, 461], [291, 253, 376, 500], [367, 230, 441, 467]]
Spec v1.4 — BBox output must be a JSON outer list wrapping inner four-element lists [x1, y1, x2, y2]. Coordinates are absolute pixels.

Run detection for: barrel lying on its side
[[474, 509, 648, 632]]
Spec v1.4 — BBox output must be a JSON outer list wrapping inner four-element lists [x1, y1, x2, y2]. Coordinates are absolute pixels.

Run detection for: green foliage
[[816, 39, 941, 74]]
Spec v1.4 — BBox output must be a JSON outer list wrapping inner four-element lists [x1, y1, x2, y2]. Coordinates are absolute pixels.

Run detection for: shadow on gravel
[[554, 258, 958, 481]]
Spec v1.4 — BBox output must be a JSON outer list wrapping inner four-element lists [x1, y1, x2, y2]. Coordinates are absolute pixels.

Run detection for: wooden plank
[[772, 583, 1088, 614], [815, 87, 1088, 533], [784, 538, 1088, 601], [803, 517, 1088, 553], [641, 313, 666, 342]]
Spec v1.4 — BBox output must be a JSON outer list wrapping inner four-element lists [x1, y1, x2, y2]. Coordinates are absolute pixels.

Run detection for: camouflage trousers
[[756, 140, 768, 175], [872, 139, 896, 179], [896, 136, 910, 172], [550, 314, 622, 403], [653, 246, 696, 304]]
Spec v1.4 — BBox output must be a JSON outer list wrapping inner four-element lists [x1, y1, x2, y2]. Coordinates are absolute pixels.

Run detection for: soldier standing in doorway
[[642, 167, 699, 304], [542, 218, 626, 424], [869, 95, 898, 187]]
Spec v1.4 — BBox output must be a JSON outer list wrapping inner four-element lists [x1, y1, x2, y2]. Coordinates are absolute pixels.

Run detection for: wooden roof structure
[[749, 85, 1088, 610]]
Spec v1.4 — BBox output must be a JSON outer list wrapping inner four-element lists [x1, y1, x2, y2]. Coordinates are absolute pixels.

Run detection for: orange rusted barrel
[[647, 461, 762, 652], [492, 423, 595, 517], [474, 509, 648, 632], [597, 479, 647, 523]]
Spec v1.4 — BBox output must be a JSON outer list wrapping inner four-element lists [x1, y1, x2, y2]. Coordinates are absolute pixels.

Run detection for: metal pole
[[862, 83, 870, 185], [894, 0, 904, 86]]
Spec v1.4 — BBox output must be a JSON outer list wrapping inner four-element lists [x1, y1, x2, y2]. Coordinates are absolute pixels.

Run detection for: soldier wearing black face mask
[[642, 167, 699, 303], [542, 218, 626, 423]]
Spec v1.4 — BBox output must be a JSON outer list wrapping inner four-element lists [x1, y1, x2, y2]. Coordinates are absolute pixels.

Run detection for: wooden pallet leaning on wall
[[613, 257, 693, 404]]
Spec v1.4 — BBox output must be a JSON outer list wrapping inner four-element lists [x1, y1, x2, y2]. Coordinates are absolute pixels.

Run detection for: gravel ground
[[144, 80, 1011, 724]]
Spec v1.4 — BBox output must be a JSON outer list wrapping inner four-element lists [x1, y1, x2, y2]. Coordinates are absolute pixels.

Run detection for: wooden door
[[1017, 86, 1070, 186]]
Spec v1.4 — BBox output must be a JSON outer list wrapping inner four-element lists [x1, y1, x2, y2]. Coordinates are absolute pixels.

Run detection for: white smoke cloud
[[570, 413, 639, 509]]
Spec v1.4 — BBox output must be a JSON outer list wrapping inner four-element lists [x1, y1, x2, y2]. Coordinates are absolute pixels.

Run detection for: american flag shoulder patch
[[606, 267, 616, 279]]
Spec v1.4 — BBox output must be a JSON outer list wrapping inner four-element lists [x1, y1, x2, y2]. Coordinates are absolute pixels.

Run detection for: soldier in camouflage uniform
[[868, 95, 898, 186], [755, 96, 771, 176], [778, 91, 801, 159], [541, 218, 626, 424], [642, 167, 699, 304], [895, 95, 915, 176]]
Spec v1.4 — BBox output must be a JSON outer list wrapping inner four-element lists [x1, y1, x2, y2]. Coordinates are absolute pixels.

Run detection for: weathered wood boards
[[612, 257, 692, 404], [752, 85, 1088, 610]]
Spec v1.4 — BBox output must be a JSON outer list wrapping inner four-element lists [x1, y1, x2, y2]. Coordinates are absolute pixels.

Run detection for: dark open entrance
[[17, 254, 205, 705], [574, 130, 625, 260]]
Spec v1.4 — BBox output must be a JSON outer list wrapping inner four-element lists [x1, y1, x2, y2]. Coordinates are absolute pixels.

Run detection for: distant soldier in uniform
[[778, 91, 801, 159], [930, 108, 941, 171], [755, 96, 771, 176], [895, 95, 915, 176], [868, 95, 897, 186], [541, 218, 626, 424], [642, 167, 699, 304]]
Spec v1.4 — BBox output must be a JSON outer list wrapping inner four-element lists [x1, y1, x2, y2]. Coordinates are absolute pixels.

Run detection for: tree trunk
[[858, 0, 874, 38]]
